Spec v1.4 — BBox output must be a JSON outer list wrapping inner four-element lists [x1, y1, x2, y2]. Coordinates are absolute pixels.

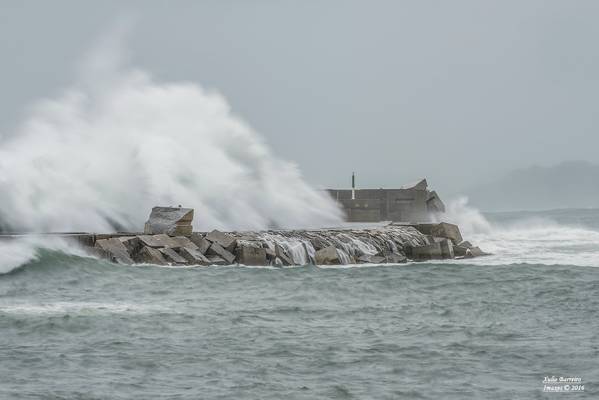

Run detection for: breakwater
[[0, 207, 487, 266], [17, 224, 482, 267]]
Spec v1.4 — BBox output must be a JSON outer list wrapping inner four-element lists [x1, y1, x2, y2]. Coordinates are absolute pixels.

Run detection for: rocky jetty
[[81, 207, 488, 266]]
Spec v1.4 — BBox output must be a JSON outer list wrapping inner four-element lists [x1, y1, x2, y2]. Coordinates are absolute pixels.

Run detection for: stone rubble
[[83, 207, 489, 266]]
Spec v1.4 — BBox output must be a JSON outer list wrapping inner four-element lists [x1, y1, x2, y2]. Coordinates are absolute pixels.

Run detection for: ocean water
[[1, 209, 599, 399]]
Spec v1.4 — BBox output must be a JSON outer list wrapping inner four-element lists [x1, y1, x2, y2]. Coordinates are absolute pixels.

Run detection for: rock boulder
[[207, 242, 236, 264], [431, 222, 463, 245], [236, 242, 267, 266], [465, 246, 489, 258], [159, 247, 188, 264], [95, 238, 134, 264], [144, 206, 194, 237], [411, 242, 443, 260], [137, 234, 178, 248], [439, 239, 454, 259], [137, 246, 167, 265], [315, 245, 340, 265], [190, 233, 211, 254], [206, 230, 237, 252], [178, 246, 211, 265]]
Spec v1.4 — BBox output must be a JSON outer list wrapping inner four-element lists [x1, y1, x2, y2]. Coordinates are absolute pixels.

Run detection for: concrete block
[[275, 244, 293, 266], [95, 238, 134, 265], [137, 234, 177, 248], [439, 239, 454, 259], [190, 233, 211, 254], [208, 256, 227, 265], [86, 246, 110, 260], [315, 245, 340, 265], [206, 230, 237, 252], [159, 247, 188, 264], [309, 236, 331, 251], [465, 246, 489, 258], [168, 225, 193, 237], [237, 243, 267, 266], [411, 242, 443, 261], [118, 236, 142, 255], [144, 206, 194, 236], [207, 242, 236, 264], [412, 223, 435, 236], [178, 246, 211, 265], [137, 246, 167, 265], [168, 236, 197, 250], [431, 222, 463, 245]]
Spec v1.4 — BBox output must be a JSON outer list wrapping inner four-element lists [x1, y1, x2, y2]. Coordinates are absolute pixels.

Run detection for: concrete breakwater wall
[[0, 207, 487, 266], [71, 222, 484, 267]]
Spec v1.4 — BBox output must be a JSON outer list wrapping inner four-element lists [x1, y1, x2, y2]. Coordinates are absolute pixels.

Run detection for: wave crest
[[0, 33, 342, 233]]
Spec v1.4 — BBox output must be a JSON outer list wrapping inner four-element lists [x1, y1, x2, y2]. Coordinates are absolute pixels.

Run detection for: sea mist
[[0, 37, 342, 233]]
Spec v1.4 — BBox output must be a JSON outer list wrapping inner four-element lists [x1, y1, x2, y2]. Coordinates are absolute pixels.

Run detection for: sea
[[1, 208, 598, 399]]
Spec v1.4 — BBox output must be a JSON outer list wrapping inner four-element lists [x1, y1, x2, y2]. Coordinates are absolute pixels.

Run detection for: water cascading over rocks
[[83, 207, 488, 266]]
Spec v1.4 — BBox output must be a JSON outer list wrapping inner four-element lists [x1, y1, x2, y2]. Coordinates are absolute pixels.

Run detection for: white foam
[[0, 237, 87, 274], [441, 198, 599, 267]]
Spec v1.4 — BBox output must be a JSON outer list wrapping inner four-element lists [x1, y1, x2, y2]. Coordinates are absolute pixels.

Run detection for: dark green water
[[1, 209, 599, 399], [1, 258, 598, 399]]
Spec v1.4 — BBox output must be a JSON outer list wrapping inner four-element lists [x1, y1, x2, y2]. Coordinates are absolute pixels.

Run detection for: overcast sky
[[1, 0, 598, 195]]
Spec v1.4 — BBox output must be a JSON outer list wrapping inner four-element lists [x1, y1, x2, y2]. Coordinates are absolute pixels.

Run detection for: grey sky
[[1, 0, 598, 195]]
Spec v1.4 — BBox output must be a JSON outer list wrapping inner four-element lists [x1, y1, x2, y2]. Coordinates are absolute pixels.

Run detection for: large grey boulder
[[118, 236, 142, 256], [453, 241, 472, 257], [190, 233, 211, 254], [412, 222, 463, 245], [144, 206, 194, 237], [137, 246, 167, 265], [459, 241, 473, 249], [207, 256, 227, 265], [465, 246, 489, 258], [159, 247, 188, 264], [439, 239, 454, 259], [309, 236, 331, 251], [431, 222, 463, 245], [178, 247, 211, 265], [275, 244, 293, 266], [207, 242, 236, 264], [137, 234, 178, 248], [411, 242, 443, 261], [95, 238, 134, 264], [167, 236, 198, 251], [236, 242, 267, 266], [206, 230, 237, 252], [315, 245, 340, 265], [412, 223, 435, 235]]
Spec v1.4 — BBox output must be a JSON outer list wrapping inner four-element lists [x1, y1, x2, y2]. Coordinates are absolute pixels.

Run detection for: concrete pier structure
[[327, 178, 446, 223]]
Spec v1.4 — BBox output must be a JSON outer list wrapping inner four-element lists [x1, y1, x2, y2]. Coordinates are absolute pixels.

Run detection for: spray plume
[[0, 29, 342, 233]]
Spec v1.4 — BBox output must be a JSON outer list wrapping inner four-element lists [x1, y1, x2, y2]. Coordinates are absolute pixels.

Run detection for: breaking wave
[[441, 198, 599, 267], [0, 237, 90, 275], [0, 30, 342, 234]]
